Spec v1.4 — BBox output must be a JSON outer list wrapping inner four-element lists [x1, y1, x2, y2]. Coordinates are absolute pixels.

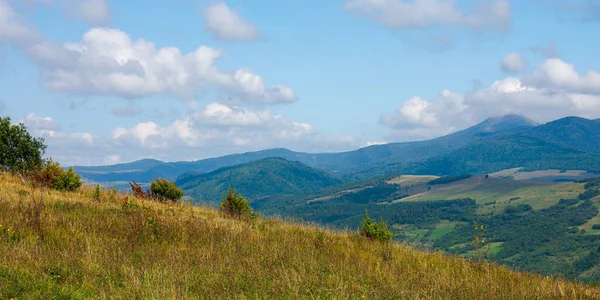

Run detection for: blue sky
[[1, 0, 600, 166]]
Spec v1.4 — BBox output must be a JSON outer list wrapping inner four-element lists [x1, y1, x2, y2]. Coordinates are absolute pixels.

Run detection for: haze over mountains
[[73, 114, 600, 186]]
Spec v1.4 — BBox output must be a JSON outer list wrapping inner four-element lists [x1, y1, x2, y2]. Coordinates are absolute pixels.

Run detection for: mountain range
[[73, 114, 600, 185]]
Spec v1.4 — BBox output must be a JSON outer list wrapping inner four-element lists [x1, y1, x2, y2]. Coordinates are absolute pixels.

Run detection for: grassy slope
[[396, 177, 584, 211], [1, 174, 599, 299]]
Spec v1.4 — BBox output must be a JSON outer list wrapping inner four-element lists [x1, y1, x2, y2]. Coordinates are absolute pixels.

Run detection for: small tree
[[0, 116, 47, 174], [359, 211, 393, 242], [34, 159, 82, 191], [150, 178, 184, 202], [219, 188, 258, 219], [92, 184, 101, 201]]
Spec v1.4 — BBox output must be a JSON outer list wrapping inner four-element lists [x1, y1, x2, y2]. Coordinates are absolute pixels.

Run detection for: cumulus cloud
[[24, 105, 357, 166], [19, 113, 62, 135], [0, 1, 294, 104], [345, 0, 511, 32], [524, 58, 600, 95], [381, 58, 600, 141], [203, 2, 260, 41], [501, 52, 527, 73]]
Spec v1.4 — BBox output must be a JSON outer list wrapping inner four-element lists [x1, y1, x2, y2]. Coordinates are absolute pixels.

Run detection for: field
[[395, 177, 584, 213], [1, 173, 599, 299], [489, 168, 600, 182], [386, 175, 440, 185]]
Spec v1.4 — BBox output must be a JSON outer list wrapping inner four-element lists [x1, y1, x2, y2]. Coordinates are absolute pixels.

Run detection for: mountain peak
[[472, 114, 538, 134], [446, 114, 537, 139]]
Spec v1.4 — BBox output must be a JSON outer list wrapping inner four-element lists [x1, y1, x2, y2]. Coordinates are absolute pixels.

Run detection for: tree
[[359, 211, 393, 242], [0, 116, 47, 173], [150, 178, 184, 202], [35, 159, 82, 191], [219, 188, 258, 219]]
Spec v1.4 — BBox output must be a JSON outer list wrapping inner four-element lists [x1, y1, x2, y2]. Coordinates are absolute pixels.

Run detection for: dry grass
[[1, 173, 599, 299]]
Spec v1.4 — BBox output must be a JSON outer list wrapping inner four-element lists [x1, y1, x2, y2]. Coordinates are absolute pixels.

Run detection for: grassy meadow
[[1, 173, 600, 299]]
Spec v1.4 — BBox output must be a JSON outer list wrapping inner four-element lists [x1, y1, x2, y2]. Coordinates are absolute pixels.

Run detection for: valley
[[69, 115, 600, 283]]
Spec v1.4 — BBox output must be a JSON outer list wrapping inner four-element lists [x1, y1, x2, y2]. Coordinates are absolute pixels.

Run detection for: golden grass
[[387, 175, 440, 185], [1, 173, 599, 299]]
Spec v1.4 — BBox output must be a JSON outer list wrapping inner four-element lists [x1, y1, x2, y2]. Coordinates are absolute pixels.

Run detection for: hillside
[[255, 175, 600, 282], [176, 157, 342, 204], [72, 115, 600, 184], [1, 174, 599, 299]]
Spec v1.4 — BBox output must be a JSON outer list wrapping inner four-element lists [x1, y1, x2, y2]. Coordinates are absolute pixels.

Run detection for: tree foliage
[[35, 159, 82, 191], [359, 211, 393, 242], [150, 178, 184, 202], [219, 188, 257, 219], [0, 116, 47, 173]]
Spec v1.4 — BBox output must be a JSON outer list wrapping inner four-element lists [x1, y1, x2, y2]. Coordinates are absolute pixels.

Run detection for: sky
[[1, 0, 600, 166]]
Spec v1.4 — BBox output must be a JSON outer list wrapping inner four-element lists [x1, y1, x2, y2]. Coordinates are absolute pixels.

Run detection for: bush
[[92, 184, 101, 201], [220, 188, 258, 219], [34, 160, 82, 191], [150, 179, 184, 202], [0, 116, 47, 174], [592, 224, 600, 230], [359, 211, 393, 242]]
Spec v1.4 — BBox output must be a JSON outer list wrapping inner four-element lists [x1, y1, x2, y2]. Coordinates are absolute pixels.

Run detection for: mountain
[[3, 172, 597, 299], [176, 157, 342, 204], [73, 114, 600, 183], [73, 160, 201, 184], [378, 116, 600, 176]]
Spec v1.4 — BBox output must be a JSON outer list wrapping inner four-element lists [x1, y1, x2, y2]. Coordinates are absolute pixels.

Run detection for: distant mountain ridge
[[73, 115, 600, 183]]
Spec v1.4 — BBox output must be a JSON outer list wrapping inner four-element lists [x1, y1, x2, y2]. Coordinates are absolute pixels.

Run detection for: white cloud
[[366, 141, 387, 146], [0, 1, 294, 104], [524, 58, 600, 95], [203, 1, 260, 41], [501, 52, 527, 73], [65, 0, 110, 25], [381, 59, 600, 141], [102, 155, 120, 165], [30, 104, 357, 166], [19, 113, 61, 136], [345, 0, 511, 32]]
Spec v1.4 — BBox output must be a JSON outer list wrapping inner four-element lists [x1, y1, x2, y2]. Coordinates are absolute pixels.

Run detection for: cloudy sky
[[1, 0, 600, 166]]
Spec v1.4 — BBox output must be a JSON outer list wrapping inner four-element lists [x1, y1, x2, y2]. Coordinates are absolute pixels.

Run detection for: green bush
[[219, 188, 258, 219], [92, 184, 101, 201], [359, 211, 393, 242], [34, 160, 82, 191], [0, 116, 47, 174], [150, 178, 184, 202]]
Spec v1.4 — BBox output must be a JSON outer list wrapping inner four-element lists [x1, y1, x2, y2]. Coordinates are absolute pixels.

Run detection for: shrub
[[150, 178, 184, 202], [0, 116, 47, 174], [129, 181, 150, 199], [220, 188, 258, 219], [359, 211, 393, 242], [34, 160, 82, 191], [92, 184, 101, 201], [592, 224, 600, 230]]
